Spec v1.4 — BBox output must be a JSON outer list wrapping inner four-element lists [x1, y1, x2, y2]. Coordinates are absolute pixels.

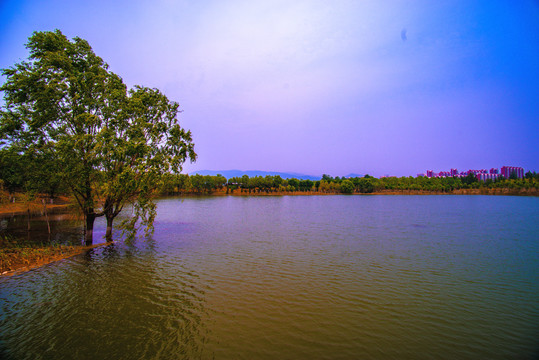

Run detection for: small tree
[[357, 178, 374, 193], [303, 179, 315, 191], [462, 173, 478, 186], [288, 178, 299, 191]]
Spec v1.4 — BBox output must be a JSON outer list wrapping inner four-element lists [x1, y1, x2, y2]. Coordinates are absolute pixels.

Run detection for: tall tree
[[99, 86, 196, 240], [0, 30, 196, 244]]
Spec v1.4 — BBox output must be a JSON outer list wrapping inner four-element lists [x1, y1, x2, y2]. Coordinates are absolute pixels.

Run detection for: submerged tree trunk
[[85, 212, 96, 246], [105, 215, 114, 242], [27, 207, 31, 232]]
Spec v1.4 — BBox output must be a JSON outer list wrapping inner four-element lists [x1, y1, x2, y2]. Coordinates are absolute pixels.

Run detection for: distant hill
[[190, 170, 321, 181]]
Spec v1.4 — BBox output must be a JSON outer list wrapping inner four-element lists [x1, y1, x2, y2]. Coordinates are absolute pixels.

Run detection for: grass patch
[[0, 237, 83, 274]]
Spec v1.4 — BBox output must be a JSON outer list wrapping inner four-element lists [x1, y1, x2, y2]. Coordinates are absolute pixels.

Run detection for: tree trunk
[[105, 215, 114, 242], [42, 199, 51, 234], [27, 207, 31, 232], [85, 213, 96, 245]]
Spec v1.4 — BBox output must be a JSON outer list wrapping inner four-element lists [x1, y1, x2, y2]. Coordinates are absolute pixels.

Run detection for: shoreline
[[172, 187, 539, 197], [0, 241, 111, 277]]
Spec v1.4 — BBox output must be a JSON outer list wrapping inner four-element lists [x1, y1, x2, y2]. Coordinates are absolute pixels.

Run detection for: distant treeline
[[2, 166, 538, 201], [158, 172, 539, 195]]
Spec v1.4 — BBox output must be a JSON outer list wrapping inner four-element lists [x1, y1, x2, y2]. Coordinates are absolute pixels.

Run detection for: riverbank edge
[[0, 241, 111, 277], [1, 188, 537, 218], [173, 187, 539, 197]]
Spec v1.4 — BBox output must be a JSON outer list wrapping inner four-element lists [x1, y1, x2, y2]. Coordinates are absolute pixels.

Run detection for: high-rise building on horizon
[[501, 166, 524, 179], [422, 166, 526, 180], [477, 173, 502, 181]]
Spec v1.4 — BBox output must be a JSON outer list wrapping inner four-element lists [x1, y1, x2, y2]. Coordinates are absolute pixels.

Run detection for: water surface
[[1, 195, 538, 359]]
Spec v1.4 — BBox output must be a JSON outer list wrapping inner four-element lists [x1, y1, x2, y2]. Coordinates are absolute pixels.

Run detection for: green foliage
[[322, 174, 333, 181], [356, 177, 374, 193], [340, 180, 354, 194], [524, 171, 537, 180], [0, 150, 25, 193], [461, 173, 478, 186], [287, 178, 299, 191], [189, 174, 219, 193], [273, 175, 284, 188], [299, 179, 314, 191]]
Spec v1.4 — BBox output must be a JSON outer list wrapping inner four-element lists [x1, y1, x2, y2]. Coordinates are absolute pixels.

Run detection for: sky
[[1, 0, 538, 177]]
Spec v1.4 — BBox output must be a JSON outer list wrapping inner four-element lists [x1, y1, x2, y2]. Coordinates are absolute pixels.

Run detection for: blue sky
[[1, 0, 538, 177]]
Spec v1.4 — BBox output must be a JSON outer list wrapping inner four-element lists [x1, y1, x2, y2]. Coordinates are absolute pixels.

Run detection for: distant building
[[422, 166, 524, 180], [476, 173, 502, 181], [467, 169, 487, 176], [501, 166, 524, 179]]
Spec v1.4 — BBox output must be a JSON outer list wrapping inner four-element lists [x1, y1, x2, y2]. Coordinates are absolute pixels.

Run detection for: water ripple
[[1, 196, 538, 359]]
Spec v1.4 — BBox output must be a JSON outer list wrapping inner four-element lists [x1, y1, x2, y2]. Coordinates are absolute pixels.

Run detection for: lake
[[1, 195, 538, 359]]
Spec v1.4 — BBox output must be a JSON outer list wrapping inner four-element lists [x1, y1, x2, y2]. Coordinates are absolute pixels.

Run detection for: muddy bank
[[0, 242, 110, 276]]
